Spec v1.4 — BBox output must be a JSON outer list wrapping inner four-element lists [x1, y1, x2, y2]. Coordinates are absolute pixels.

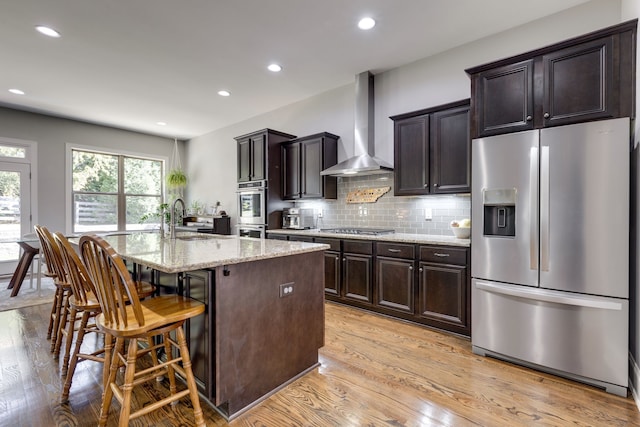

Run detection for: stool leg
[[99, 337, 123, 427], [102, 333, 113, 392], [47, 285, 62, 340], [175, 326, 205, 426], [53, 293, 71, 357], [36, 257, 42, 295], [29, 250, 34, 289], [162, 332, 177, 401], [118, 338, 138, 427], [62, 307, 83, 377], [62, 311, 89, 400]]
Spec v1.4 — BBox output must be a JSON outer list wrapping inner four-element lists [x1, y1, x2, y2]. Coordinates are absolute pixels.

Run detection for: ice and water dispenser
[[482, 189, 516, 237]]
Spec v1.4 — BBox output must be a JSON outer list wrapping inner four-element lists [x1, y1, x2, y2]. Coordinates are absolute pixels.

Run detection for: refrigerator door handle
[[540, 146, 550, 271], [475, 281, 623, 311], [529, 146, 538, 271]]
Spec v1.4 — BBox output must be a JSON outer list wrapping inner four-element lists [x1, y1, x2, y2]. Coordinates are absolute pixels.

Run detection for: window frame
[[66, 143, 167, 234]]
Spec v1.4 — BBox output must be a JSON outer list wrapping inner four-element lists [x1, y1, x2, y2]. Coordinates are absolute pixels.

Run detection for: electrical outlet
[[424, 208, 432, 221], [279, 282, 294, 298]]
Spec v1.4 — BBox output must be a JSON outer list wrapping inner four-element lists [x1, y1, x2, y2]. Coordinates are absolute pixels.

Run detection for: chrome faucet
[[169, 197, 185, 239]]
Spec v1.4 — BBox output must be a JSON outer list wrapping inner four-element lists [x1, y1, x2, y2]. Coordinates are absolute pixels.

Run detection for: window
[[71, 149, 163, 233]]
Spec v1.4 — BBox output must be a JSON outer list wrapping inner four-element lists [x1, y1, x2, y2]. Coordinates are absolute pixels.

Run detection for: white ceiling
[[0, 0, 590, 140]]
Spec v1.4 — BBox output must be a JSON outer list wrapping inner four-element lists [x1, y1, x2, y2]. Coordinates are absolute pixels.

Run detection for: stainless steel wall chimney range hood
[[320, 71, 393, 177]]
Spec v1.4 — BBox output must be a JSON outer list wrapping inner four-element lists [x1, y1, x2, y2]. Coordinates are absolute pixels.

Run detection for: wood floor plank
[[0, 300, 638, 426]]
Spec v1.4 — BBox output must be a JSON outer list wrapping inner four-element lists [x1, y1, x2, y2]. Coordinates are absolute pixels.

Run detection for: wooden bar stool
[[54, 232, 113, 401], [79, 234, 205, 427], [34, 225, 72, 354]]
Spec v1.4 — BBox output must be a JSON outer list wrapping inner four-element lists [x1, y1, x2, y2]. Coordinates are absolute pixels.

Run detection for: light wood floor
[[0, 301, 638, 426]]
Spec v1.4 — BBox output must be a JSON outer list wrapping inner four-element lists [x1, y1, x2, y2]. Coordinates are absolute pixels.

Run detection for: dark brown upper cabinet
[[282, 132, 338, 200], [235, 129, 296, 183], [466, 19, 636, 138], [391, 99, 470, 196], [430, 104, 471, 194], [473, 59, 535, 136]]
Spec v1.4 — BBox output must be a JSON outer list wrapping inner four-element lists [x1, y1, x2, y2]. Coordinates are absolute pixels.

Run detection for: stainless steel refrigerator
[[471, 118, 629, 396]]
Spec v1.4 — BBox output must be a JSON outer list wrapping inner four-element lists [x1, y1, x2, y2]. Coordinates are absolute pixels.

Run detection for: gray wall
[[187, 0, 622, 227], [0, 106, 183, 233]]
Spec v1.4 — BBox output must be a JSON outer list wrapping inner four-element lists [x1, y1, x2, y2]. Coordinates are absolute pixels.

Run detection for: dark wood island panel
[[213, 250, 325, 419]]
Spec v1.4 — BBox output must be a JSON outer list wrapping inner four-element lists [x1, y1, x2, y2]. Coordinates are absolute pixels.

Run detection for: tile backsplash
[[291, 174, 470, 236]]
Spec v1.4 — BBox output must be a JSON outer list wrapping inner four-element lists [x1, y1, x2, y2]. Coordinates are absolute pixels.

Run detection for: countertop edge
[[124, 241, 330, 274], [266, 229, 471, 247]]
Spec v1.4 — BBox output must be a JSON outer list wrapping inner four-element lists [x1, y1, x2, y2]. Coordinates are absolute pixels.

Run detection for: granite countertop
[[266, 228, 471, 247], [87, 232, 329, 274]]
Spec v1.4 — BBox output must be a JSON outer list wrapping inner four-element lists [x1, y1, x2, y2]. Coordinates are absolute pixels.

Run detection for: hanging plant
[[167, 169, 187, 188], [167, 138, 187, 189]]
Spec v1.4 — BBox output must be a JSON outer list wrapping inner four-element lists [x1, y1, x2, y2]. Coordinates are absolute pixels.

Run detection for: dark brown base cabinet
[[342, 240, 374, 304], [417, 246, 469, 336], [375, 242, 416, 315], [269, 233, 471, 337]]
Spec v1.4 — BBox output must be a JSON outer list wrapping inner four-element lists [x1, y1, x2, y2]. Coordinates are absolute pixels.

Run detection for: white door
[[0, 161, 31, 275]]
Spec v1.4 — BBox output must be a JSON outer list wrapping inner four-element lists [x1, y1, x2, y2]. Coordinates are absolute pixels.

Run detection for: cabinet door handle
[[423, 183, 428, 188], [342, 258, 346, 262], [434, 253, 450, 257], [388, 249, 401, 253], [526, 115, 532, 121], [543, 112, 550, 119], [409, 266, 413, 271], [335, 256, 339, 260], [433, 183, 438, 187], [419, 267, 423, 273]]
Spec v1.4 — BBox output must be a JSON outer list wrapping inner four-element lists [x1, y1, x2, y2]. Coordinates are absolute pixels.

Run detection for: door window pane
[[0, 146, 26, 158], [0, 171, 21, 261]]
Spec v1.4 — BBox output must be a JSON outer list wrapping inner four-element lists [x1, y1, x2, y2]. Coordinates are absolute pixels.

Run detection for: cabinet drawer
[[343, 240, 373, 255], [314, 237, 340, 251], [376, 242, 415, 259], [420, 246, 467, 265]]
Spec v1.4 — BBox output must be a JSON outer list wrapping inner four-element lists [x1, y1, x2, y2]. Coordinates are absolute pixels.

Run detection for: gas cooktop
[[320, 227, 395, 236]]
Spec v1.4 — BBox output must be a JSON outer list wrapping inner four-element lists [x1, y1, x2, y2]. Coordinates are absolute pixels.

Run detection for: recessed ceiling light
[[35, 25, 61, 38], [156, 121, 167, 126], [8, 89, 25, 95], [218, 90, 230, 97], [268, 64, 282, 72], [358, 17, 376, 30]]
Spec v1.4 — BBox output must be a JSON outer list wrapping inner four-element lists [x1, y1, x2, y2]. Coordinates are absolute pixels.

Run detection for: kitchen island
[[96, 231, 328, 420]]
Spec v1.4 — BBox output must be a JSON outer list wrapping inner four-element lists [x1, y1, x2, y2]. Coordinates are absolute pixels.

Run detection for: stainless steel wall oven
[[237, 180, 266, 226]]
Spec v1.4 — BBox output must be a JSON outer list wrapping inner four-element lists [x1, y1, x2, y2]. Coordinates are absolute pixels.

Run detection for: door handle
[[540, 146, 550, 272], [529, 146, 539, 271], [475, 281, 622, 310]]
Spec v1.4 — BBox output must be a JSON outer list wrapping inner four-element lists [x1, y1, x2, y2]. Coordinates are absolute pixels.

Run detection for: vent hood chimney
[[320, 71, 393, 177]]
